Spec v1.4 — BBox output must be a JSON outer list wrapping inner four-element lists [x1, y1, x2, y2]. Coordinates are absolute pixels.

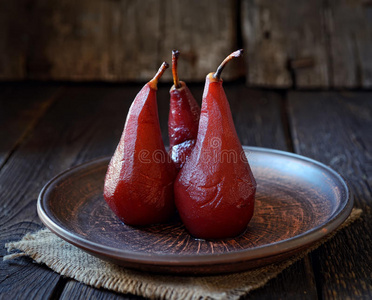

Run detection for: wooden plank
[[328, 0, 372, 88], [288, 91, 372, 299], [241, 0, 330, 88], [1, 0, 372, 87], [0, 83, 59, 167], [0, 84, 64, 298], [33, 0, 240, 82], [60, 281, 142, 300], [159, 0, 242, 82], [25, 0, 161, 81], [0, 84, 137, 298], [0, 1, 239, 82], [0, 1, 27, 79], [250, 258, 317, 299]]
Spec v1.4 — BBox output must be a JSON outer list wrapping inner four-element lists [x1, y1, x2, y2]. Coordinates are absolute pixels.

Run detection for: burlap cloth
[[4, 208, 361, 300]]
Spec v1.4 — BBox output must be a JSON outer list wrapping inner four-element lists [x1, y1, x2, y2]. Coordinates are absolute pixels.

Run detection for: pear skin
[[104, 63, 176, 226]]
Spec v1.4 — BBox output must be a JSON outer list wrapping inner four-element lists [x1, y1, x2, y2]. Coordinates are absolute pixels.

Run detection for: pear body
[[174, 75, 256, 239], [104, 83, 176, 226], [168, 81, 200, 170]]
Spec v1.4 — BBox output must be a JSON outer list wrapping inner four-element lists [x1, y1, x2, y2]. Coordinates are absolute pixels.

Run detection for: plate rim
[[37, 146, 353, 267]]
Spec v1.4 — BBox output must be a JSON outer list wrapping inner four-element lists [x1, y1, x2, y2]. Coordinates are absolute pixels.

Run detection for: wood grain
[[288, 91, 372, 299], [0, 1, 27, 79], [241, 0, 329, 88], [31, 0, 161, 81], [0, 85, 63, 299], [159, 0, 242, 82], [0, 83, 59, 167], [60, 281, 141, 300], [249, 258, 317, 299], [0, 0, 238, 82], [1, 1, 372, 88], [327, 0, 372, 88]]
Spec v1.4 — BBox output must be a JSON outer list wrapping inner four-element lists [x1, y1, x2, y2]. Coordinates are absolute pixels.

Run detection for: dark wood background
[[1, 0, 371, 88]]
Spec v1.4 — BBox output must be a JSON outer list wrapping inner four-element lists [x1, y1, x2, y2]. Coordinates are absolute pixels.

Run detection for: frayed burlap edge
[[4, 208, 362, 300]]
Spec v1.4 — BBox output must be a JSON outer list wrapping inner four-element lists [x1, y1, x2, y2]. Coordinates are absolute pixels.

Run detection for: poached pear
[[104, 62, 176, 226], [174, 50, 256, 239], [168, 50, 200, 170]]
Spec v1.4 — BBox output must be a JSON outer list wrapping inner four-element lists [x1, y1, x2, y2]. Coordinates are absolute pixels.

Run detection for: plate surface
[[37, 147, 353, 275]]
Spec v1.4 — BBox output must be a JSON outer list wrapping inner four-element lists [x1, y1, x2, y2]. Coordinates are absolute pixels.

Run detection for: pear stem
[[213, 49, 244, 80], [172, 50, 181, 89], [149, 62, 169, 89]]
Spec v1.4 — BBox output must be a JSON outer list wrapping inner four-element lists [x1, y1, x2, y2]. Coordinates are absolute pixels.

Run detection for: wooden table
[[1, 82, 371, 299]]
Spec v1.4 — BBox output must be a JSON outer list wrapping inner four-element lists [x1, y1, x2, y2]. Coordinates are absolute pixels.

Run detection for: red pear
[[168, 50, 200, 170], [104, 62, 176, 226], [174, 50, 256, 239]]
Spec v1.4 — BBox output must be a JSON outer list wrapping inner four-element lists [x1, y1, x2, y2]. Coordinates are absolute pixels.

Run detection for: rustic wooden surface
[[0, 83, 371, 299], [288, 91, 372, 298], [0, 83, 59, 166], [0, 0, 238, 82], [242, 0, 372, 88], [242, 0, 329, 88], [1, 1, 371, 88], [329, 0, 372, 88]]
